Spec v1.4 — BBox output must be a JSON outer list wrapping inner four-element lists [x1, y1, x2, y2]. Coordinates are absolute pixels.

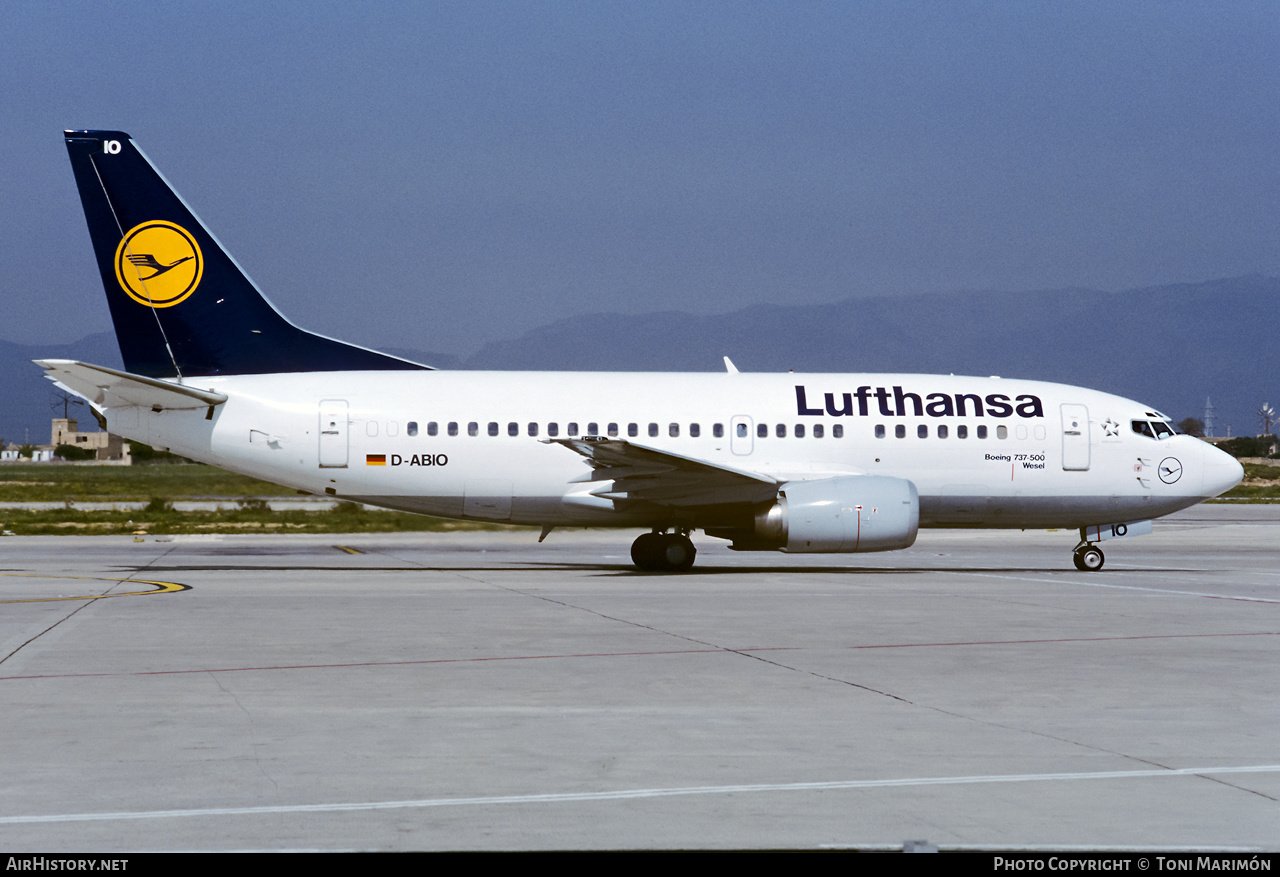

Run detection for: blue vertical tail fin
[[64, 130, 428, 378]]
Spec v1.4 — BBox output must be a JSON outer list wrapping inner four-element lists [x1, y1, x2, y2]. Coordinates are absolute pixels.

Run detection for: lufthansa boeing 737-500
[[39, 130, 1244, 571]]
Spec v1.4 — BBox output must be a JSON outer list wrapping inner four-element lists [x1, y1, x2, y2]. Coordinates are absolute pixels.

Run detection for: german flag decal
[[366, 454, 386, 466]]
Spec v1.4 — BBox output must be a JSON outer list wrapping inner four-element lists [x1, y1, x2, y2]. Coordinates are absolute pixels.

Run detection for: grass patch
[[1218, 484, 1280, 499], [1242, 462, 1280, 482], [0, 502, 525, 536], [1218, 462, 1280, 500], [0, 463, 531, 535], [0, 463, 286, 502]]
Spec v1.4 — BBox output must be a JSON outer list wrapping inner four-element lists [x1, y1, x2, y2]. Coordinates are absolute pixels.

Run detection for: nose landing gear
[[631, 529, 697, 572], [1072, 542, 1105, 571]]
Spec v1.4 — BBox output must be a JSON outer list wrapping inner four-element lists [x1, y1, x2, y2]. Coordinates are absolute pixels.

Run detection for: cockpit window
[[1132, 419, 1177, 440]]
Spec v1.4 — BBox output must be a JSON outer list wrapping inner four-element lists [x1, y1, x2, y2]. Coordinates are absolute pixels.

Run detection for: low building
[[50, 418, 131, 462]]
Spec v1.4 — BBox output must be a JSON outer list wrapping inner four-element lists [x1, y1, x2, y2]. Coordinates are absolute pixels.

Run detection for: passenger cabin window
[[448, 422, 458, 436], [408, 421, 420, 437], [547, 422, 559, 437], [587, 422, 598, 436], [875, 424, 886, 439], [628, 423, 638, 437], [713, 423, 724, 438], [488, 422, 500, 437], [669, 423, 680, 438], [794, 424, 805, 438], [737, 423, 748, 438], [813, 424, 823, 438], [649, 423, 659, 437], [917, 425, 927, 438], [996, 425, 1008, 439], [527, 422, 539, 437], [937, 425, 948, 439], [895, 425, 906, 439], [977, 425, 988, 439], [757, 424, 767, 438], [689, 423, 700, 438], [607, 423, 618, 437], [832, 424, 843, 438], [568, 422, 579, 436], [776, 424, 786, 438], [957, 425, 968, 439], [467, 422, 478, 437]]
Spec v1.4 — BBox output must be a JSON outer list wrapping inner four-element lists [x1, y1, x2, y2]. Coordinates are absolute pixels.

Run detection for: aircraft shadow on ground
[[113, 562, 1193, 576]]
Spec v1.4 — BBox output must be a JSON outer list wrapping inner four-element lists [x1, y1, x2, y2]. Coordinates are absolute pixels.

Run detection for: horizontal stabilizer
[[36, 359, 228, 411]]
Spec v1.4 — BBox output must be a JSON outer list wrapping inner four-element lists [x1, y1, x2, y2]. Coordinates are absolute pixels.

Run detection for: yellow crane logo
[[113, 220, 203, 307]]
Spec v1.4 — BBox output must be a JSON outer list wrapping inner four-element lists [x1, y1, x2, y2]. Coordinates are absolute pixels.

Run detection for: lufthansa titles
[[796, 385, 1044, 419]]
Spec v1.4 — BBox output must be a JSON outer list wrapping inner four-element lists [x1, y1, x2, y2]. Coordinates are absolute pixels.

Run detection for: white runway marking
[[960, 571, 1280, 603], [4, 764, 1278, 825]]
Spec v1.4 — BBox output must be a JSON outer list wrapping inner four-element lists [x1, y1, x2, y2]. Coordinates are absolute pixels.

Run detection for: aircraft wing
[[35, 360, 228, 411], [548, 437, 779, 506]]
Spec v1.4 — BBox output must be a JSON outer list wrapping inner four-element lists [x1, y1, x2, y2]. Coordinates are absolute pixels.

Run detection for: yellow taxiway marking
[[333, 545, 364, 554], [0, 574, 190, 603]]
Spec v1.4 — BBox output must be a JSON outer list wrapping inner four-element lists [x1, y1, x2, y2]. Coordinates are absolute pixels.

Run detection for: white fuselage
[[104, 370, 1243, 533]]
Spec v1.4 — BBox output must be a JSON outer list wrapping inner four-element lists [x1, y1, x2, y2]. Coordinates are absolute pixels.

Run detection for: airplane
[[40, 130, 1244, 572]]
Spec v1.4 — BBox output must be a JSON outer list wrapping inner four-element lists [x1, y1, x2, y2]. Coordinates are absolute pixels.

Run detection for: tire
[[660, 534, 697, 572], [631, 533, 697, 572], [1074, 545, 1104, 571], [631, 532, 662, 570]]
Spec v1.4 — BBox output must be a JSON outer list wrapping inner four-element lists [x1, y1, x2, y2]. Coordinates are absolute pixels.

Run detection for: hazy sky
[[4, 1, 1278, 356]]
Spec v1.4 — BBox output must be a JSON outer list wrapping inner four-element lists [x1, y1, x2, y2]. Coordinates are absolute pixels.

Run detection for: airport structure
[[50, 417, 130, 462], [0, 418, 130, 464]]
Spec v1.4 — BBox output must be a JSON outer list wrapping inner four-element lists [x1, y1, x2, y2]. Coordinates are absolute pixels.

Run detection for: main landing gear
[[631, 530, 697, 572], [1072, 541, 1105, 571]]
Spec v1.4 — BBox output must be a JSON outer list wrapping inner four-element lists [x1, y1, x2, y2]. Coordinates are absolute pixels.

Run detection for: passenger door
[[1060, 403, 1090, 471], [318, 400, 349, 468]]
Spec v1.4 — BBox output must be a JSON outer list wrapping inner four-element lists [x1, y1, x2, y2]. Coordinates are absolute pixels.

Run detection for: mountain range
[[3, 275, 1274, 444]]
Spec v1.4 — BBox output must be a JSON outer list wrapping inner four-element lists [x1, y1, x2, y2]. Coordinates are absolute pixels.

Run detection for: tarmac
[[0, 504, 1277, 851]]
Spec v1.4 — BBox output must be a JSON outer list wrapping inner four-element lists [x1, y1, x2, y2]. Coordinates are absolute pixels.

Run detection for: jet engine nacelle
[[751, 475, 920, 553]]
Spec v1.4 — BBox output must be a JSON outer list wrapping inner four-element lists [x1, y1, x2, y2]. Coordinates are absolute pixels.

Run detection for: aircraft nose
[[1200, 442, 1244, 498]]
